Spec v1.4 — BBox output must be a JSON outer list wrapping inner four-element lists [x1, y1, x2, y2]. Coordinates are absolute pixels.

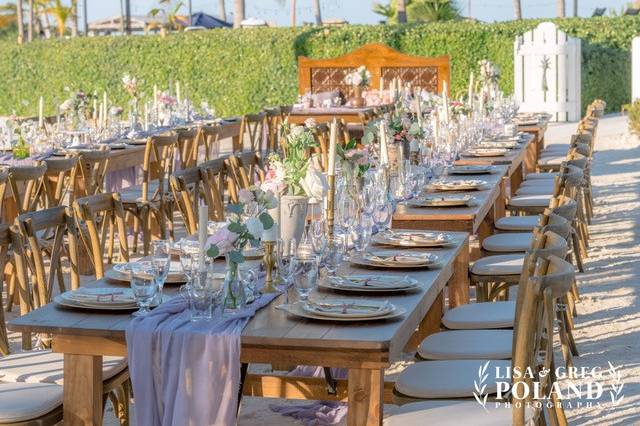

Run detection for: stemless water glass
[[291, 256, 319, 301], [276, 238, 297, 287], [151, 240, 170, 300], [373, 202, 392, 232], [180, 273, 214, 322], [179, 240, 200, 283], [324, 235, 346, 276], [130, 266, 158, 317]]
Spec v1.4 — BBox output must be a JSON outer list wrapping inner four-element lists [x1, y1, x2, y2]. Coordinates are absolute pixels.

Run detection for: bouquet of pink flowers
[[450, 100, 471, 117], [206, 187, 278, 263], [122, 74, 139, 99], [338, 138, 371, 178], [344, 66, 371, 88]]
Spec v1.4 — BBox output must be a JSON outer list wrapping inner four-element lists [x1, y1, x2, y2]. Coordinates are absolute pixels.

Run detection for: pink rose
[[206, 226, 239, 255]]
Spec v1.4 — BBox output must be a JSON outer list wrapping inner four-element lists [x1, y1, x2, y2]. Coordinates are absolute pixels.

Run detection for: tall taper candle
[[102, 92, 108, 127], [379, 121, 389, 165], [176, 81, 181, 104], [198, 204, 208, 269], [468, 72, 474, 107], [92, 98, 98, 121], [328, 119, 337, 176]]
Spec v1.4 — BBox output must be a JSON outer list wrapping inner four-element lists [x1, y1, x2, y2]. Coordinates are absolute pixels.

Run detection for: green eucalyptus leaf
[[228, 250, 245, 264], [259, 212, 274, 230], [227, 222, 244, 234], [206, 245, 220, 258]]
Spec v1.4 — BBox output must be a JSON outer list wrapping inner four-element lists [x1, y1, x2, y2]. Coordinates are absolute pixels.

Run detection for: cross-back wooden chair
[[200, 124, 223, 161], [14, 206, 79, 313], [311, 122, 330, 172], [170, 159, 226, 236], [73, 193, 130, 280], [225, 152, 265, 203], [36, 156, 79, 209], [8, 210, 131, 424], [235, 112, 266, 153], [6, 164, 48, 216], [0, 225, 12, 356], [279, 105, 293, 124], [390, 251, 573, 426], [0, 168, 8, 218], [264, 107, 281, 153], [175, 128, 201, 169], [74, 146, 111, 197], [121, 134, 179, 253]]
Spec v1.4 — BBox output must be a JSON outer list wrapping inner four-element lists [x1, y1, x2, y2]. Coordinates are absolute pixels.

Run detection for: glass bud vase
[[223, 255, 245, 311]]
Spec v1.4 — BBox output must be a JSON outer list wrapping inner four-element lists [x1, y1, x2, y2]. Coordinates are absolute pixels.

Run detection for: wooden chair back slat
[[200, 124, 222, 161], [176, 128, 201, 169], [0, 224, 12, 356], [225, 153, 265, 203], [38, 156, 79, 208], [7, 164, 48, 215], [141, 135, 179, 202], [237, 112, 266, 152], [75, 147, 111, 197]]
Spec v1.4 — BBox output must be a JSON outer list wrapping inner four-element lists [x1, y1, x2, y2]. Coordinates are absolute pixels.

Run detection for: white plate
[[462, 148, 509, 157], [372, 231, 453, 247], [404, 195, 475, 207], [478, 141, 519, 149], [60, 288, 136, 306], [429, 179, 487, 191], [107, 261, 187, 284], [303, 299, 395, 318], [447, 165, 495, 175], [321, 275, 420, 292], [276, 302, 406, 322], [350, 251, 440, 269]]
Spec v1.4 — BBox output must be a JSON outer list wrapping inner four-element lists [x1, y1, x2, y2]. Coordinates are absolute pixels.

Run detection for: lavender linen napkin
[[126, 290, 280, 426]]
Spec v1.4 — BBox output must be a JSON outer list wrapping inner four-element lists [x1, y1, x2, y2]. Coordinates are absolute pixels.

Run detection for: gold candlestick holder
[[326, 174, 336, 237], [261, 240, 277, 293]]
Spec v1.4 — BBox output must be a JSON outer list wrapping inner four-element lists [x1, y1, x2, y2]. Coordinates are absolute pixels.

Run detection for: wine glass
[[372, 203, 392, 232], [179, 240, 200, 283], [130, 265, 158, 317], [151, 240, 170, 301], [276, 238, 297, 300]]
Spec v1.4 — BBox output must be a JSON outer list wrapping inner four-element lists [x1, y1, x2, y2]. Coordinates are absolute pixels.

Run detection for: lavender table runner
[[126, 288, 280, 426]]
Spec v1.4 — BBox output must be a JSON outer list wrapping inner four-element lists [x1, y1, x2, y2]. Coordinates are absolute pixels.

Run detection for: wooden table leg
[[509, 165, 524, 196], [405, 291, 444, 351], [448, 237, 470, 308], [63, 353, 103, 426], [348, 368, 384, 426], [524, 137, 538, 174]]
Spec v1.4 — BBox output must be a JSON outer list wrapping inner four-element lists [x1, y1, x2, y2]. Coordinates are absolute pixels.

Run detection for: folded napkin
[[126, 279, 280, 426], [365, 253, 429, 265], [305, 300, 390, 315]]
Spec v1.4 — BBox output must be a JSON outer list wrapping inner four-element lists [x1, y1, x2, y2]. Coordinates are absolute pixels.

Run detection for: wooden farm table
[[288, 106, 373, 125], [8, 232, 470, 426], [454, 133, 534, 196], [517, 116, 550, 170], [393, 165, 507, 259]]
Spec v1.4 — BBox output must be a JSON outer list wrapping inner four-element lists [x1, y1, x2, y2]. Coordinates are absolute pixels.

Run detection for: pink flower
[[238, 189, 255, 204], [206, 226, 239, 255]]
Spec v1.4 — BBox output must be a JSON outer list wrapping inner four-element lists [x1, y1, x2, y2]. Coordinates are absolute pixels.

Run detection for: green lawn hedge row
[[1, 16, 638, 117]]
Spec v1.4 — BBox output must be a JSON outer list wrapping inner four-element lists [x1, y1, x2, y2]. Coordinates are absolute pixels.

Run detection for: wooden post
[[63, 354, 103, 426], [347, 368, 384, 426]]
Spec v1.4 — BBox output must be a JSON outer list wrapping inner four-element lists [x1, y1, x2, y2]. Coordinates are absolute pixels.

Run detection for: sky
[[2, 0, 634, 26]]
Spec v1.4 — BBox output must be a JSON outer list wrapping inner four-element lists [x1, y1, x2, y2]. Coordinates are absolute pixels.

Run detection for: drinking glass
[[291, 256, 318, 301], [239, 263, 260, 299], [372, 203, 392, 232], [324, 235, 346, 276], [151, 240, 170, 300], [276, 238, 297, 287], [352, 215, 373, 253], [130, 265, 158, 317], [180, 273, 214, 322], [179, 240, 200, 283]]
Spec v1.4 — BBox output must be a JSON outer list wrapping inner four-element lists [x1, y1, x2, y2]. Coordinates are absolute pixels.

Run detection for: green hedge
[[1, 16, 639, 117]]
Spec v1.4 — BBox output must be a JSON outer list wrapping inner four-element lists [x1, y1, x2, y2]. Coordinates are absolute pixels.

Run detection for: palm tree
[[16, 0, 23, 43], [373, 2, 395, 22], [47, 0, 72, 37], [233, 0, 244, 28], [218, 0, 226, 21], [27, 0, 33, 41], [407, 0, 460, 21], [513, 0, 522, 19], [557, 0, 565, 17], [312, 0, 321, 25], [397, 0, 407, 22], [71, 0, 78, 36]]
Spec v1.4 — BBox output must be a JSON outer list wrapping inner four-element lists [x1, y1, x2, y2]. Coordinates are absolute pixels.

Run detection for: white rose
[[60, 100, 73, 112], [245, 217, 264, 240], [300, 167, 328, 203]]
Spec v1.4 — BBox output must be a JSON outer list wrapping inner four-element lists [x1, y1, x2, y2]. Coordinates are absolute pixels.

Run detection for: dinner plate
[[320, 274, 420, 292], [124, 139, 148, 146], [478, 141, 519, 149], [462, 148, 509, 157], [372, 230, 453, 247], [447, 165, 495, 175], [404, 195, 475, 207], [350, 251, 440, 269], [60, 287, 136, 305], [303, 299, 395, 318], [276, 302, 406, 322], [429, 179, 487, 191], [54, 293, 168, 311], [106, 261, 187, 284]]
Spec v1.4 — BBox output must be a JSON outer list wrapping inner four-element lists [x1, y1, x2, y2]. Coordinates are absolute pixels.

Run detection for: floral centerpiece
[[6, 114, 30, 160], [338, 138, 371, 182], [60, 88, 93, 127], [122, 74, 141, 125], [206, 187, 277, 308], [450, 100, 471, 117], [261, 120, 327, 242], [344, 66, 372, 107], [478, 59, 501, 107], [157, 91, 178, 126]]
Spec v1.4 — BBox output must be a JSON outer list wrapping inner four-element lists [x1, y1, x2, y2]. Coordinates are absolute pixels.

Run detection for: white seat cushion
[[0, 350, 127, 385], [538, 155, 565, 166], [471, 254, 525, 276], [385, 399, 531, 426], [494, 215, 539, 231], [508, 194, 553, 208], [482, 232, 532, 253], [515, 185, 554, 196], [442, 301, 516, 329], [395, 359, 511, 398], [418, 329, 513, 360], [0, 382, 62, 423], [525, 172, 558, 180], [520, 179, 555, 188]]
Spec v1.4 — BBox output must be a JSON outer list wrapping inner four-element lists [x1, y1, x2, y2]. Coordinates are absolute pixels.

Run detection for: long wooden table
[[454, 133, 534, 196], [288, 106, 373, 125], [393, 166, 507, 259], [518, 118, 549, 172], [8, 232, 469, 426]]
